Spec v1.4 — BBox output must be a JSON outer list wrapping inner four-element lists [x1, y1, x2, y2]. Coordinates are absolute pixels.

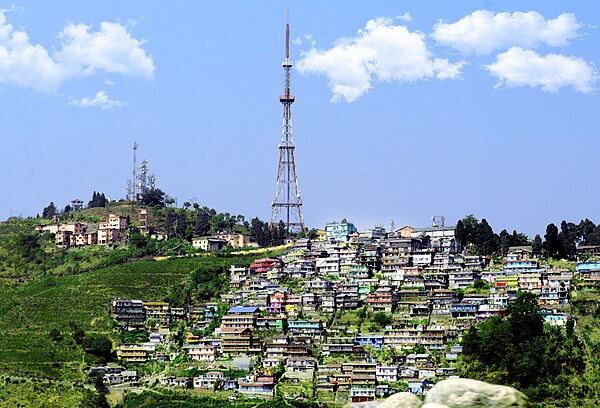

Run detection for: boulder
[[345, 392, 422, 408], [423, 378, 531, 408], [379, 392, 423, 408], [345, 402, 380, 408]]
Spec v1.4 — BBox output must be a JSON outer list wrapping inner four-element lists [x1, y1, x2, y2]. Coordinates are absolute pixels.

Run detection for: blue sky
[[1, 1, 599, 237]]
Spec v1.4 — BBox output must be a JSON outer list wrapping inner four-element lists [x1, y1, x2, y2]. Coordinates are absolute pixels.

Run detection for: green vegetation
[[459, 292, 592, 403], [0, 251, 282, 382], [116, 391, 323, 408], [0, 376, 108, 407]]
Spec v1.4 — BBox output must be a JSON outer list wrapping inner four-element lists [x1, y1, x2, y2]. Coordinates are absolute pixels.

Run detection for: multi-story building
[[111, 298, 146, 329], [448, 269, 479, 289], [365, 288, 398, 313], [220, 328, 261, 355], [145, 301, 171, 326], [325, 221, 358, 243], [117, 344, 155, 363]]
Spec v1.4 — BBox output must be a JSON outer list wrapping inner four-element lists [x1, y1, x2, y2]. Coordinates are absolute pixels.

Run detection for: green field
[[0, 253, 267, 382]]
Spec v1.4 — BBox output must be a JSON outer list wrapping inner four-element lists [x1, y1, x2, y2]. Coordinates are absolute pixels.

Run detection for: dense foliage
[[459, 293, 588, 402], [455, 215, 600, 259], [116, 392, 322, 408], [88, 191, 108, 208], [250, 218, 287, 247]]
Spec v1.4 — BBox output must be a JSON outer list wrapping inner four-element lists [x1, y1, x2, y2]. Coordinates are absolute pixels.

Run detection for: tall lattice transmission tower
[[126, 142, 138, 201], [270, 12, 306, 233]]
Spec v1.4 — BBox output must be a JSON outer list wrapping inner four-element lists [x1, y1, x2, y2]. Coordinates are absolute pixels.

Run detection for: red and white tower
[[270, 12, 306, 233]]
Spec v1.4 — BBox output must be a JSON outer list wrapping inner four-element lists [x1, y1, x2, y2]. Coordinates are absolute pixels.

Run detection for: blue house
[[325, 221, 358, 243], [228, 306, 261, 315], [577, 261, 600, 272], [288, 319, 324, 335], [407, 379, 434, 395], [355, 334, 384, 349]]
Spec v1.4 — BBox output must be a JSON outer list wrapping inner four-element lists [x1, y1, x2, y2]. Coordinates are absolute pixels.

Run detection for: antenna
[[132, 142, 138, 201], [285, 10, 290, 60]]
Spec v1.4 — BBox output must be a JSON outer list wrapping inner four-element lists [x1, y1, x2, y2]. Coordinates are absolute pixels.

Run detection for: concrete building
[[325, 221, 358, 243]]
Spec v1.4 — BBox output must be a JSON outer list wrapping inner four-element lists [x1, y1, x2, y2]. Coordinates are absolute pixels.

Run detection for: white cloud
[[0, 10, 154, 92], [485, 47, 596, 93], [297, 17, 464, 102], [70, 90, 125, 109], [0, 12, 68, 91], [397, 13, 412, 23], [432, 10, 581, 55], [56, 21, 155, 78]]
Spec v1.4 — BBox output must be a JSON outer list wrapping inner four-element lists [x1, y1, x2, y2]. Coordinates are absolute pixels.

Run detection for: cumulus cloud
[[0, 10, 154, 92], [0, 12, 68, 91], [485, 47, 596, 93], [297, 17, 464, 102], [56, 21, 155, 78], [70, 90, 125, 109], [432, 10, 581, 55]]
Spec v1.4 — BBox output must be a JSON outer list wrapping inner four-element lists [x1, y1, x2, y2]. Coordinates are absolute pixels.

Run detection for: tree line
[[456, 215, 600, 259]]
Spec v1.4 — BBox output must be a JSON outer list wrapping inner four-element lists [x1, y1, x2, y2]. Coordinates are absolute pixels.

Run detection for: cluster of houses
[[34, 208, 259, 251], [191, 232, 257, 251], [35, 213, 128, 247], [89, 364, 138, 385], [106, 220, 599, 403]]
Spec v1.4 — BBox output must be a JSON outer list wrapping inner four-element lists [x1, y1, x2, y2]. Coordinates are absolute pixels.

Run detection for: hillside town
[[99, 220, 600, 404]]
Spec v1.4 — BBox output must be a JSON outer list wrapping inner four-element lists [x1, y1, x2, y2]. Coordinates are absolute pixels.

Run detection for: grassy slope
[[0, 377, 88, 408], [0, 254, 256, 381]]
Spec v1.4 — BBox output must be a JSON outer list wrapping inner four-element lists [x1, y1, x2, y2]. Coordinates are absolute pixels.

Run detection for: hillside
[[0, 251, 281, 382]]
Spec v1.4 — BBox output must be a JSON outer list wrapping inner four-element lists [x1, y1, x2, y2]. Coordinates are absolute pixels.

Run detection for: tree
[[140, 188, 165, 207], [211, 213, 228, 232], [130, 233, 149, 249], [250, 217, 272, 247], [499, 229, 511, 255], [63, 204, 71, 214], [194, 210, 211, 236], [532, 234, 543, 257], [475, 219, 498, 255], [307, 229, 318, 240], [277, 220, 286, 245], [87, 334, 113, 360], [88, 191, 107, 208], [460, 215, 479, 246], [472, 279, 489, 289], [507, 292, 543, 344], [577, 218, 596, 244], [42, 202, 57, 219], [175, 210, 187, 238], [558, 220, 577, 260], [510, 230, 529, 247], [543, 223, 560, 258], [165, 209, 175, 236], [94, 375, 105, 392], [566, 316, 575, 337], [80, 390, 109, 408], [183, 201, 191, 210], [372, 312, 392, 328]]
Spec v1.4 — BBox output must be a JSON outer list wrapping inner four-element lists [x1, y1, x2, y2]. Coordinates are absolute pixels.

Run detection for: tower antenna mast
[[270, 11, 306, 233], [132, 142, 138, 201]]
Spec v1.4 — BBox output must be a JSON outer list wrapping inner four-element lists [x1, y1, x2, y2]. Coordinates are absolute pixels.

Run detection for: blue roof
[[228, 306, 260, 314]]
